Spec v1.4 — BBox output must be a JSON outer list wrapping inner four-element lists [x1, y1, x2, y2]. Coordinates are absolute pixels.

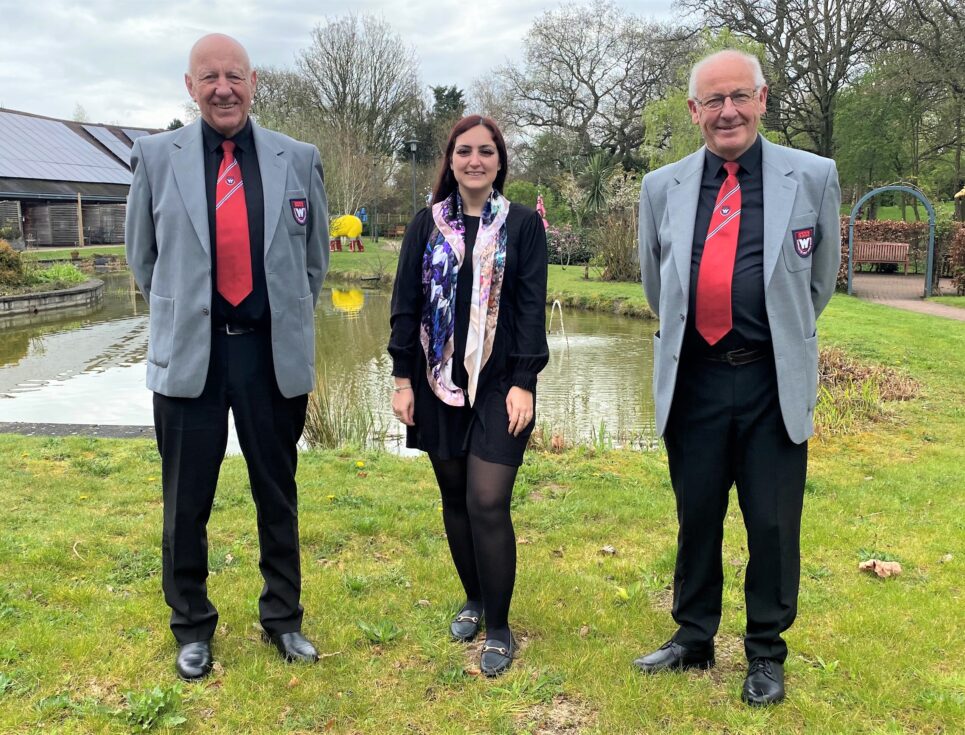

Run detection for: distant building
[[0, 108, 158, 247]]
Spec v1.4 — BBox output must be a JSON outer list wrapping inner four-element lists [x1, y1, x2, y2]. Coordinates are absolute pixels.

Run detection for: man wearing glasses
[[636, 50, 841, 705]]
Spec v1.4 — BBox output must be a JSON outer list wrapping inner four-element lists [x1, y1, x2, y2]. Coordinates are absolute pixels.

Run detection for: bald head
[[185, 33, 256, 138]]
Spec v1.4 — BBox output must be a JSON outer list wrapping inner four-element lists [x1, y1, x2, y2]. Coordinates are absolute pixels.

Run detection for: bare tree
[[496, 0, 689, 165], [679, 0, 892, 157], [884, 0, 965, 217], [296, 14, 421, 156]]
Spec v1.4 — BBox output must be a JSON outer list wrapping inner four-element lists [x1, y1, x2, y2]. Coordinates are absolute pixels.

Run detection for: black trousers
[[664, 353, 807, 663], [153, 329, 308, 644]]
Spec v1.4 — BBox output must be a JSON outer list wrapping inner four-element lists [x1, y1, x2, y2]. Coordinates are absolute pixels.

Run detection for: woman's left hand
[[506, 386, 534, 437]]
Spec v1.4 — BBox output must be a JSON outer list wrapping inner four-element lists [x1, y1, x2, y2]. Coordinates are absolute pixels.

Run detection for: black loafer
[[449, 606, 482, 642], [175, 640, 213, 681], [742, 658, 785, 706], [262, 630, 319, 663], [480, 633, 516, 677], [633, 639, 715, 673]]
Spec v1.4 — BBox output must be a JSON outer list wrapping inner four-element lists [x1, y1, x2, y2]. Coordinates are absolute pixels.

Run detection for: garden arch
[[847, 185, 937, 297]]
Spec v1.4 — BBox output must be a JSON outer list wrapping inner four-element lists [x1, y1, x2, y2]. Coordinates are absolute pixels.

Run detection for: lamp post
[[404, 139, 419, 217]]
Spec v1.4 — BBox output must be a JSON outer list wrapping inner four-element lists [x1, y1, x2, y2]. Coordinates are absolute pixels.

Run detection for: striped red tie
[[215, 140, 252, 306], [695, 161, 741, 345]]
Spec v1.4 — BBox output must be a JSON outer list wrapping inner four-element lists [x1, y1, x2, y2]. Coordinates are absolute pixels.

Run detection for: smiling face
[[450, 124, 501, 199], [185, 34, 256, 138], [687, 53, 767, 161]]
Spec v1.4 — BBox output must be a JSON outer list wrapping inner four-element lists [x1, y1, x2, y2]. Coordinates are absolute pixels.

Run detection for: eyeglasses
[[694, 88, 760, 111]]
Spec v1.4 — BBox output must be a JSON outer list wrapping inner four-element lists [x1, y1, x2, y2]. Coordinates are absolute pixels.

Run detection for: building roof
[[0, 108, 159, 199]]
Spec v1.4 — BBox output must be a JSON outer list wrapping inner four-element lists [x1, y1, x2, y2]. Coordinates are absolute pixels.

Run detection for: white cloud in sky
[[0, 0, 675, 128]]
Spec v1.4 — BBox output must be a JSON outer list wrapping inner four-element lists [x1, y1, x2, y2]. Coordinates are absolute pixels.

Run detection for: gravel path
[[851, 273, 964, 321]]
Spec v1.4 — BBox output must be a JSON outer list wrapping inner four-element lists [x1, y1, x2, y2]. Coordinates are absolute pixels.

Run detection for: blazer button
[[673, 354, 678, 362], [679, 314, 685, 321], [202, 307, 209, 315]]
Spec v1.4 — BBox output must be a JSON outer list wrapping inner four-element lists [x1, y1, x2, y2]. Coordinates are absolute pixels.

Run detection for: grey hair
[[688, 50, 766, 99]]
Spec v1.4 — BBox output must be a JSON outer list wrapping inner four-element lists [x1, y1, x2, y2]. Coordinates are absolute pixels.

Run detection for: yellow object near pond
[[331, 288, 365, 314], [330, 215, 363, 238]]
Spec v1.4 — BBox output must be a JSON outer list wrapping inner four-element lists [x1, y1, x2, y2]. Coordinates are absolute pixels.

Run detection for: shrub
[[545, 225, 593, 266], [27, 263, 87, 286], [0, 240, 24, 286], [589, 210, 640, 282], [948, 225, 965, 295]]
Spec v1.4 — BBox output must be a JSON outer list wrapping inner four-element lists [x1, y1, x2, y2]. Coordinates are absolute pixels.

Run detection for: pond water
[[0, 272, 656, 451]]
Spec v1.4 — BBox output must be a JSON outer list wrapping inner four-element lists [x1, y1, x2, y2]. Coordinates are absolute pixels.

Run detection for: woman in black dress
[[388, 116, 548, 676]]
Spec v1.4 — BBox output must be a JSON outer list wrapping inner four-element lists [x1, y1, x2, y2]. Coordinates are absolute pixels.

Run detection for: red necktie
[[695, 161, 741, 345], [215, 140, 252, 306]]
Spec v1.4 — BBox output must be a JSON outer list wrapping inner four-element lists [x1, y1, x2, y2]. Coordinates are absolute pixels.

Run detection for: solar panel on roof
[[122, 128, 149, 142], [82, 124, 132, 166], [0, 111, 131, 184]]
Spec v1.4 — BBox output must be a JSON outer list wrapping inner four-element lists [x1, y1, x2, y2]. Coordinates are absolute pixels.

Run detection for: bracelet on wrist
[[393, 384, 413, 392]]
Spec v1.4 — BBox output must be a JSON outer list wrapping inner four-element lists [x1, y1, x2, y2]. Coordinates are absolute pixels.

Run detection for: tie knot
[[723, 161, 739, 177], [221, 140, 236, 156]]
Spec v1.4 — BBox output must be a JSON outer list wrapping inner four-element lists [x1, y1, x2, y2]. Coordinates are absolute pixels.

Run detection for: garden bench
[[853, 241, 910, 274]]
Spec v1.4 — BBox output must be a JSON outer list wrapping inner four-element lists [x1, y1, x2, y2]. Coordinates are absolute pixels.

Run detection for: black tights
[[429, 453, 519, 645]]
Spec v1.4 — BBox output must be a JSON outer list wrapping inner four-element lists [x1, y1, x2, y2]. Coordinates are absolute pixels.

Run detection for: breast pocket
[[783, 213, 817, 273]]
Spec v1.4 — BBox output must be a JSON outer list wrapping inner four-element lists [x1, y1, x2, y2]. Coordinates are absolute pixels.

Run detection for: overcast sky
[[0, 0, 675, 129]]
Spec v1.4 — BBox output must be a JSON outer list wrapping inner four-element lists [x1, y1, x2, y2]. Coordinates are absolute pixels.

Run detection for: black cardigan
[[388, 203, 549, 399]]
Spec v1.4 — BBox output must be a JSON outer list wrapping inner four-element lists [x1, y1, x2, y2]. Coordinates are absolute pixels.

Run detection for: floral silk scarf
[[420, 190, 509, 406]]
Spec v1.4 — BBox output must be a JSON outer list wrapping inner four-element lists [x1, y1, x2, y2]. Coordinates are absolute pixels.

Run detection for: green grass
[[19, 245, 127, 262], [929, 295, 965, 309], [850, 201, 955, 221], [0, 294, 962, 732]]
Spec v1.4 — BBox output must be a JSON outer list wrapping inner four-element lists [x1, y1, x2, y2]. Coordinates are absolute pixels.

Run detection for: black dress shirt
[[201, 119, 268, 328], [683, 134, 770, 356]]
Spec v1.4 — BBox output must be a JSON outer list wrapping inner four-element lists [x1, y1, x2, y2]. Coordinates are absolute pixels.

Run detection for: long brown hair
[[431, 116, 508, 205]]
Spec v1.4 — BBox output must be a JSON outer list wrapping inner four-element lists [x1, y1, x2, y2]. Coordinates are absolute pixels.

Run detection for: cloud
[[0, 0, 671, 128]]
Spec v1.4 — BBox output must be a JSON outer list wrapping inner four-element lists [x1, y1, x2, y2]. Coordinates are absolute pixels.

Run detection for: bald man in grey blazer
[[636, 50, 840, 706], [126, 33, 328, 680]]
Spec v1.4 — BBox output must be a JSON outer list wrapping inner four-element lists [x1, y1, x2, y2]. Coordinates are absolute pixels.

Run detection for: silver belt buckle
[[224, 324, 245, 335]]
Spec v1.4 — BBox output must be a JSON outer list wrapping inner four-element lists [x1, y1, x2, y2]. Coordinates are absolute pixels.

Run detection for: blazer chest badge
[[290, 198, 308, 225], [792, 227, 814, 257]]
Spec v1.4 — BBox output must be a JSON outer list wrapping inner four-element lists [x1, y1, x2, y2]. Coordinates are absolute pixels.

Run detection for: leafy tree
[[679, 0, 892, 156]]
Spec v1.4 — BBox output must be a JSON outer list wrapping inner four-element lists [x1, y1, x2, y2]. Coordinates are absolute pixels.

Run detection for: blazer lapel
[[253, 122, 286, 254], [761, 138, 797, 289], [170, 122, 210, 254], [666, 148, 704, 294]]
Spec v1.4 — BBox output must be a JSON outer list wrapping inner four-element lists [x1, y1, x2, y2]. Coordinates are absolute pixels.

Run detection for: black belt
[[216, 323, 258, 336], [702, 347, 768, 366]]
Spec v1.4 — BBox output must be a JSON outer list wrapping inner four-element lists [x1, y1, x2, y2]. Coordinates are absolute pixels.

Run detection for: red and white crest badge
[[290, 198, 308, 225], [792, 227, 814, 257]]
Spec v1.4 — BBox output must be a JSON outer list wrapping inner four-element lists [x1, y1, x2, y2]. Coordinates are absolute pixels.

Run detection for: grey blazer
[[638, 137, 841, 444], [125, 119, 329, 399]]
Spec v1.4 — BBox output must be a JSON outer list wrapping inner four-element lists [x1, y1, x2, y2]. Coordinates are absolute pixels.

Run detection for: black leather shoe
[[633, 639, 715, 673], [480, 632, 516, 677], [449, 605, 482, 642], [742, 658, 785, 706], [175, 640, 213, 681], [262, 630, 319, 663]]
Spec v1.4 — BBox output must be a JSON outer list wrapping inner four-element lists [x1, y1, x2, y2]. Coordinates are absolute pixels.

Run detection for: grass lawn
[[929, 295, 965, 309], [19, 245, 127, 262], [0, 294, 962, 733], [854, 201, 956, 221]]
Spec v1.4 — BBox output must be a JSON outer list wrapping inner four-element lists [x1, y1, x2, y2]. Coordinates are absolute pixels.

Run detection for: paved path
[[851, 273, 965, 321], [0, 422, 154, 439]]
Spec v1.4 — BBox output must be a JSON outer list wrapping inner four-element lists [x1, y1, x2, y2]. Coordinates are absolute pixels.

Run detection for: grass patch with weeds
[[0, 295, 962, 733]]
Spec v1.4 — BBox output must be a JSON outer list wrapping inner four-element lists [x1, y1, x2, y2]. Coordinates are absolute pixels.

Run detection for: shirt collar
[[201, 117, 253, 154], [705, 134, 762, 178]]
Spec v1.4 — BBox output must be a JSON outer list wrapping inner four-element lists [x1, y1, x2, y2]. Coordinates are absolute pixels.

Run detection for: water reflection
[[0, 272, 656, 449]]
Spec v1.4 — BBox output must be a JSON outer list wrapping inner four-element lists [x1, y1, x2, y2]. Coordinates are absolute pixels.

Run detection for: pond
[[0, 272, 656, 452]]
